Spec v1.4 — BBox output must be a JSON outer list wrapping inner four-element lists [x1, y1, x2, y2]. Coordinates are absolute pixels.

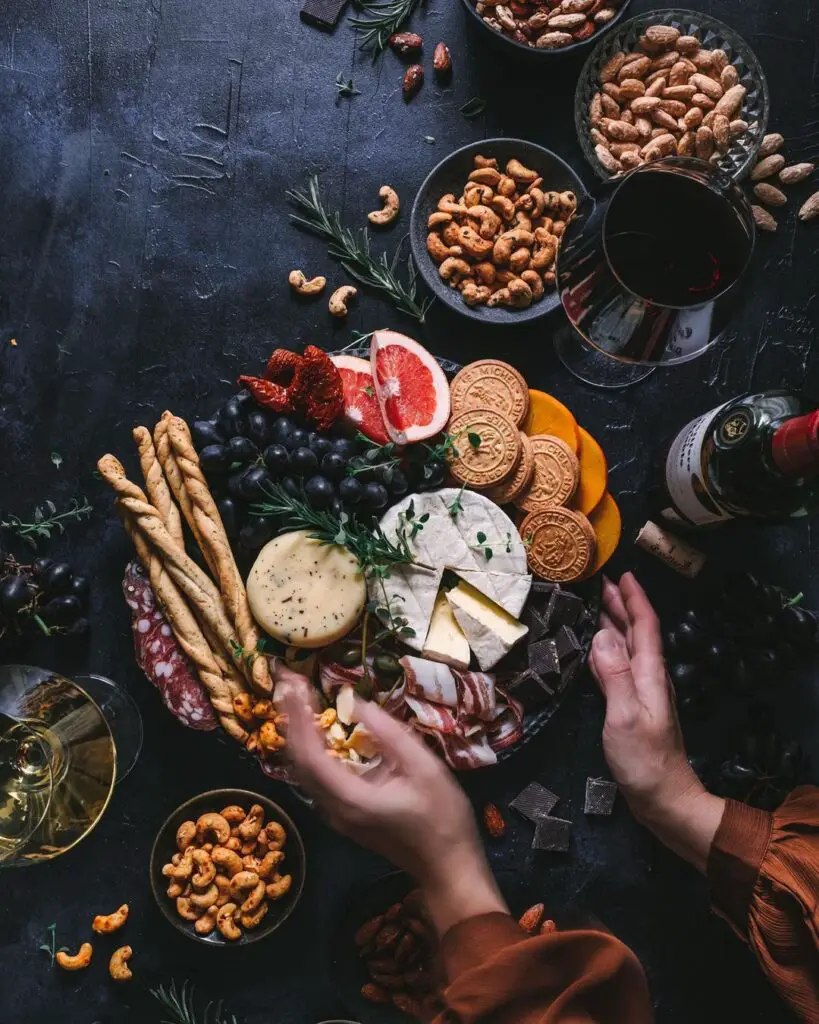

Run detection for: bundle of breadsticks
[[98, 413, 286, 758]]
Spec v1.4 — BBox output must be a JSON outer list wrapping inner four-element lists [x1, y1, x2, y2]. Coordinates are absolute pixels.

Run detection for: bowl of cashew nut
[[410, 139, 586, 324], [150, 788, 306, 945]]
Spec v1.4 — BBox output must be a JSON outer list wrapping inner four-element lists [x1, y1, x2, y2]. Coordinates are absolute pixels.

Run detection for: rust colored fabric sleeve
[[433, 912, 653, 1023], [708, 786, 819, 1022]]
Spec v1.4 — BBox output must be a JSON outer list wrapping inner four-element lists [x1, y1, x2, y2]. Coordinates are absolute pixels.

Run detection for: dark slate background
[[1, 0, 818, 1020]]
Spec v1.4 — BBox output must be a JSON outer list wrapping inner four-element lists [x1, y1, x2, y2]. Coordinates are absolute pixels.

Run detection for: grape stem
[[31, 614, 53, 638]]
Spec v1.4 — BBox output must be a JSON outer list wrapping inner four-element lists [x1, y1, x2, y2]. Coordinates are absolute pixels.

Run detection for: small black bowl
[[410, 138, 586, 326], [150, 788, 306, 946], [458, 0, 632, 60]]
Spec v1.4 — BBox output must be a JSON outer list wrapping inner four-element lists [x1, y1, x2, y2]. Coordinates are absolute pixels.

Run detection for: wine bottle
[[660, 390, 819, 526]]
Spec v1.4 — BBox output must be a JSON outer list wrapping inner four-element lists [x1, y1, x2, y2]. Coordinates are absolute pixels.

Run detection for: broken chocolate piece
[[300, 0, 349, 29], [548, 589, 584, 629], [584, 777, 618, 816], [530, 580, 558, 596], [528, 638, 560, 679], [521, 603, 549, 643], [510, 782, 560, 822], [507, 669, 553, 708], [532, 816, 572, 852], [553, 625, 581, 665]]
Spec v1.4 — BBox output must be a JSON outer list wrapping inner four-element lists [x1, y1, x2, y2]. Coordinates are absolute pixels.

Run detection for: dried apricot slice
[[522, 390, 578, 451]]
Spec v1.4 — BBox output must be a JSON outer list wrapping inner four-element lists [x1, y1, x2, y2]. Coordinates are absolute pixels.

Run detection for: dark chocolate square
[[532, 816, 572, 852], [528, 638, 560, 679], [549, 590, 584, 629], [584, 778, 618, 816], [510, 782, 560, 822], [553, 625, 582, 665], [506, 670, 552, 708], [521, 603, 549, 643], [530, 580, 558, 596], [300, 0, 349, 29]]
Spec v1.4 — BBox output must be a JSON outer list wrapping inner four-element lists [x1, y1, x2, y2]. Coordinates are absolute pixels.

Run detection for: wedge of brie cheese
[[422, 591, 471, 670], [446, 580, 528, 671]]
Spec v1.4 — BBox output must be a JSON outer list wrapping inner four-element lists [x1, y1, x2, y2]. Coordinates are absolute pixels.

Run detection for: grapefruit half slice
[[370, 330, 451, 444], [330, 354, 390, 445]]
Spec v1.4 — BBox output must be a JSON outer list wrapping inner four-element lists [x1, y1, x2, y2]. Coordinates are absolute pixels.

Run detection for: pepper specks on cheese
[[246, 530, 366, 647]]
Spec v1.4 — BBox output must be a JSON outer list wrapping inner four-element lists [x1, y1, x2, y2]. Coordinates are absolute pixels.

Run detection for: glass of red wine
[[554, 156, 755, 388]]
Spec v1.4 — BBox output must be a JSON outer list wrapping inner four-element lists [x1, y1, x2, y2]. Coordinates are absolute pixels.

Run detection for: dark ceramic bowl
[[150, 788, 305, 946], [410, 138, 586, 326], [459, 0, 632, 59]]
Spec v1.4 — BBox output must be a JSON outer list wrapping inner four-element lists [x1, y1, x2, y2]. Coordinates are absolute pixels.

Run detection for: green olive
[[340, 647, 361, 667], [373, 653, 402, 677]]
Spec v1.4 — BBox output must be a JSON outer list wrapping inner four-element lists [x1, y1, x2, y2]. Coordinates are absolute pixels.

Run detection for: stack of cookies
[[446, 360, 612, 584]]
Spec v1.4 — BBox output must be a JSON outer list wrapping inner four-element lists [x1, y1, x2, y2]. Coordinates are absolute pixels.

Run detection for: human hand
[[283, 682, 507, 933], [588, 573, 724, 872]]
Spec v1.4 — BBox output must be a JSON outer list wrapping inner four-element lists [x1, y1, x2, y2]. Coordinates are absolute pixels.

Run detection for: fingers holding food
[[56, 943, 93, 971], [108, 946, 133, 982], [92, 903, 129, 935]]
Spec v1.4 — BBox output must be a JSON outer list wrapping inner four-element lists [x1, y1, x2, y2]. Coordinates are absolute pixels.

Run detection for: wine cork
[[635, 521, 706, 578]]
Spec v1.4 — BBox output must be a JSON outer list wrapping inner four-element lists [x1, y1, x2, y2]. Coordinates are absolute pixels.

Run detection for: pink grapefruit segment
[[370, 330, 451, 444], [330, 354, 390, 445]]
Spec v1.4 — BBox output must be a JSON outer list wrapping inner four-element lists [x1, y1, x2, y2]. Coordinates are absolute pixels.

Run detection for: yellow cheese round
[[247, 530, 365, 648]]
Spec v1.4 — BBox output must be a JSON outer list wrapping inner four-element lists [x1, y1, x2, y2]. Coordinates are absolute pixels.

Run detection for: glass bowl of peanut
[[575, 8, 769, 181]]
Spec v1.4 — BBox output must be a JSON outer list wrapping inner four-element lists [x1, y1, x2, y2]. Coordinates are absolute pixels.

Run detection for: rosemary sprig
[[250, 482, 417, 573], [38, 923, 68, 968], [287, 176, 433, 322], [151, 980, 240, 1024], [0, 497, 93, 549], [349, 0, 426, 58]]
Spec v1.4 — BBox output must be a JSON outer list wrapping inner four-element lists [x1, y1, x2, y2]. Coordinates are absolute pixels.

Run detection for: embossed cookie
[[447, 408, 522, 488], [519, 507, 596, 582], [516, 435, 580, 511], [450, 360, 530, 428], [484, 432, 535, 505]]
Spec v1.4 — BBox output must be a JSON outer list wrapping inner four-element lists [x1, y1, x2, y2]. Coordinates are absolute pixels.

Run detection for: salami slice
[[122, 561, 218, 731]]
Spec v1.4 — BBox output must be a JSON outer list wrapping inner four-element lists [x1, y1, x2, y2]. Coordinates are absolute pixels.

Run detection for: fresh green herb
[[786, 592, 804, 608], [447, 483, 466, 518], [334, 72, 361, 102], [476, 531, 486, 544], [287, 176, 432, 322], [151, 980, 240, 1024], [1, 497, 93, 549], [471, 530, 493, 561], [251, 482, 417, 574], [363, 385, 376, 397], [460, 97, 486, 119], [425, 430, 461, 462], [423, 135, 435, 144], [467, 431, 481, 448], [50, 452, 63, 470], [349, 0, 427, 58], [38, 924, 68, 968], [522, 533, 533, 548]]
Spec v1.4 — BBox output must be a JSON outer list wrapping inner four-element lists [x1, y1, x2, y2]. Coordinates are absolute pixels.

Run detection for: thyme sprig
[[349, 0, 427, 58], [38, 923, 68, 968], [1, 497, 93, 549], [287, 176, 433, 322], [250, 482, 417, 573], [151, 980, 240, 1024]]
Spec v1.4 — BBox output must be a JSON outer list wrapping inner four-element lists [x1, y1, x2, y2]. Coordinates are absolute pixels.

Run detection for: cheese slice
[[455, 570, 532, 619], [422, 592, 471, 670], [370, 563, 442, 651], [247, 530, 365, 648], [446, 580, 528, 671]]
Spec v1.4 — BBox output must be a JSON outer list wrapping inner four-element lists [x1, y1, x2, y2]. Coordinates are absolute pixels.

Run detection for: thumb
[[591, 628, 637, 706]]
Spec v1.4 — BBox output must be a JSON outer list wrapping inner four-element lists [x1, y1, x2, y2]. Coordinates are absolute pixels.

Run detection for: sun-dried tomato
[[301, 345, 344, 430], [263, 349, 308, 407], [237, 375, 297, 414]]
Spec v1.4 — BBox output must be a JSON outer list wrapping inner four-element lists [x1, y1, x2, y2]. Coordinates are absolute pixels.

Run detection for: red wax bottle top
[[771, 410, 819, 477]]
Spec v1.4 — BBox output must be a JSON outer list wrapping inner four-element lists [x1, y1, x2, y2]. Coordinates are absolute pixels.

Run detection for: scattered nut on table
[[109, 945, 133, 982], [92, 903, 129, 934], [56, 943, 93, 971], [402, 64, 423, 101], [426, 154, 576, 310], [161, 802, 290, 941], [329, 284, 357, 318], [433, 42, 452, 76], [367, 185, 400, 226], [288, 270, 326, 295], [388, 31, 422, 58]]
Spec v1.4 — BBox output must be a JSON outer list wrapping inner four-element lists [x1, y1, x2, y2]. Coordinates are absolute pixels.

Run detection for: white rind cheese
[[446, 580, 528, 671], [372, 563, 442, 652], [455, 569, 532, 619], [422, 592, 471, 669], [247, 530, 365, 648]]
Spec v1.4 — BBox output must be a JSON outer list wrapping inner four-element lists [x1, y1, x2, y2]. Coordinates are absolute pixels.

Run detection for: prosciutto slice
[[122, 562, 217, 731]]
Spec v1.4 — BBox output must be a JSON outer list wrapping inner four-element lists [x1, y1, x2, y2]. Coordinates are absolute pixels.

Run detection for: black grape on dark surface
[[420, 461, 447, 489], [200, 444, 230, 473], [240, 466, 271, 500], [309, 434, 333, 459], [383, 466, 409, 497], [282, 476, 301, 499], [304, 476, 334, 508], [263, 444, 290, 477], [286, 427, 309, 452], [218, 397, 246, 438], [31, 557, 53, 578], [42, 562, 74, 595], [363, 482, 389, 512], [0, 575, 34, 614], [247, 410, 272, 447], [331, 438, 357, 460], [218, 497, 241, 540], [192, 420, 225, 450], [227, 436, 258, 464], [338, 477, 363, 505], [269, 417, 294, 447], [321, 452, 347, 483], [41, 595, 82, 626], [291, 448, 319, 476]]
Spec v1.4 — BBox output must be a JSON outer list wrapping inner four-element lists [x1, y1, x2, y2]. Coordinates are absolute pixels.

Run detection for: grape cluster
[[0, 555, 90, 640], [666, 571, 818, 714], [193, 391, 449, 554]]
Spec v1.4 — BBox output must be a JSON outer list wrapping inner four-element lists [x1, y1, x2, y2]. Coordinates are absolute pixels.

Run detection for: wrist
[[635, 778, 726, 874], [417, 841, 508, 937]]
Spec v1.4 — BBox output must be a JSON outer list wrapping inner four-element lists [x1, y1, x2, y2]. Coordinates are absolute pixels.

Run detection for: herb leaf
[[335, 72, 361, 102], [0, 497, 93, 549], [50, 452, 63, 470], [467, 431, 481, 448], [151, 978, 241, 1024], [460, 97, 486, 118]]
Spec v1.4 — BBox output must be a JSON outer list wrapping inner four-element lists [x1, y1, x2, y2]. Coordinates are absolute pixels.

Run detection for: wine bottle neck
[[771, 410, 819, 477]]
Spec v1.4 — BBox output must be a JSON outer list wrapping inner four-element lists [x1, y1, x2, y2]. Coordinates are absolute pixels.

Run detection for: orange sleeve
[[708, 786, 819, 1022], [433, 912, 653, 1024]]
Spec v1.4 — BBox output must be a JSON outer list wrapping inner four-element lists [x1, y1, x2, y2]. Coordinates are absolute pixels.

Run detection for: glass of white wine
[[0, 665, 142, 868]]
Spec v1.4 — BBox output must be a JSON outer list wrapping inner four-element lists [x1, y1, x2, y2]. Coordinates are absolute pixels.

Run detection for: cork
[[635, 520, 706, 578]]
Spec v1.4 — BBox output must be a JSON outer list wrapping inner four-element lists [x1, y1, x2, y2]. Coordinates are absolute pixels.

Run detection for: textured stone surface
[[0, 0, 817, 1020]]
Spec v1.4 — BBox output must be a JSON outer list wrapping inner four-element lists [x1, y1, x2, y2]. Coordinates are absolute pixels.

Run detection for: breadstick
[[134, 426, 183, 547], [166, 415, 272, 696], [121, 511, 249, 743], [97, 454, 253, 687], [154, 414, 219, 578]]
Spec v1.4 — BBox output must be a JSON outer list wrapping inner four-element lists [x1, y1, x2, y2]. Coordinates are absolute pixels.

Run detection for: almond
[[757, 133, 784, 159], [402, 64, 423, 100], [695, 125, 714, 161], [689, 73, 723, 101], [720, 65, 739, 89], [388, 32, 423, 57], [535, 30, 573, 48], [750, 154, 786, 181], [753, 183, 787, 207], [798, 191, 819, 222], [779, 162, 815, 185], [483, 802, 506, 839], [618, 56, 651, 81], [546, 11, 587, 29], [714, 84, 746, 118], [630, 96, 662, 115], [518, 903, 546, 933], [711, 114, 730, 152], [600, 52, 627, 83], [664, 84, 696, 102], [600, 117, 640, 142], [433, 42, 452, 75], [751, 205, 777, 232], [618, 78, 646, 100], [595, 144, 622, 174], [644, 24, 680, 47], [676, 35, 699, 54]]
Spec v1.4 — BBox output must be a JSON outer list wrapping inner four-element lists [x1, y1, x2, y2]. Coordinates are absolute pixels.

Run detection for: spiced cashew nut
[[492, 228, 535, 265], [212, 846, 244, 878], [56, 943, 93, 971], [237, 804, 265, 842], [92, 903, 129, 934], [240, 880, 267, 914], [426, 232, 462, 264], [240, 901, 270, 930], [191, 849, 217, 889], [367, 185, 400, 226], [439, 257, 473, 287], [176, 820, 196, 851], [229, 870, 261, 897], [265, 822, 287, 851], [196, 812, 231, 846], [465, 204, 502, 240], [265, 873, 293, 900], [329, 285, 357, 318], [216, 903, 243, 940], [189, 883, 220, 910], [195, 910, 218, 936], [461, 282, 492, 307], [506, 158, 538, 184], [220, 805, 247, 824], [288, 270, 327, 295], [109, 946, 133, 982]]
